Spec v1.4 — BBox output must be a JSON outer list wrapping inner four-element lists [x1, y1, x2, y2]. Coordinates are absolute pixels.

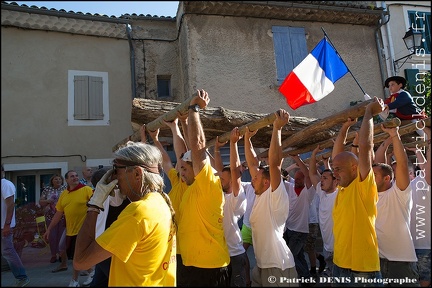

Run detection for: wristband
[[87, 202, 104, 211], [87, 207, 101, 214], [351, 144, 359, 148], [4, 221, 11, 225]]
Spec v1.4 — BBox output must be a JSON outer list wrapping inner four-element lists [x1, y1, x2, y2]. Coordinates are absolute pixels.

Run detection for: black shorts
[[178, 264, 229, 287]]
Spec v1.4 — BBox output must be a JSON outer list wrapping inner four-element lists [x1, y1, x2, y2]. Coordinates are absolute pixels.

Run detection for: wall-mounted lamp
[[393, 27, 423, 70]]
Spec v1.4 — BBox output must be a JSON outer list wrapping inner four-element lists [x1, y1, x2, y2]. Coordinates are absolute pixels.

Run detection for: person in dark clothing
[[383, 76, 426, 120]]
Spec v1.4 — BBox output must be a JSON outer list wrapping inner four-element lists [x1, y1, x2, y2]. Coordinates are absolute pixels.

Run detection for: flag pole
[[321, 27, 369, 98]]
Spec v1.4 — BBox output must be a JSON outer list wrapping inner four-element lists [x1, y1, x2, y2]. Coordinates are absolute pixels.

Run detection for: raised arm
[[351, 131, 359, 156], [244, 127, 260, 179], [290, 154, 312, 189], [359, 97, 385, 180], [322, 156, 330, 170], [284, 162, 299, 183], [146, 125, 174, 173], [381, 125, 410, 190], [309, 145, 323, 188], [230, 127, 243, 197], [163, 118, 188, 169], [188, 90, 210, 175], [177, 111, 190, 150], [332, 118, 357, 159], [374, 135, 392, 165], [214, 136, 227, 173], [269, 109, 289, 191]]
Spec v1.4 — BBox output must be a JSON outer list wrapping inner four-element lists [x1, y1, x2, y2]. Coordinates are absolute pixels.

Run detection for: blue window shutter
[[74, 76, 89, 119], [273, 26, 307, 85], [88, 76, 104, 120]]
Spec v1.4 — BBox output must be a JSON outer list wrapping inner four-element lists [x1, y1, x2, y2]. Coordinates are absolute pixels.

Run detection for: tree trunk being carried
[[113, 96, 430, 161], [257, 99, 374, 158], [282, 118, 401, 158], [303, 117, 430, 163], [113, 98, 332, 151]]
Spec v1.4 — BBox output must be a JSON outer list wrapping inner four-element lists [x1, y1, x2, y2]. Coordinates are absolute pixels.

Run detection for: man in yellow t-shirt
[[44, 170, 93, 287], [145, 118, 190, 286], [73, 142, 177, 287], [331, 97, 385, 287], [177, 90, 230, 286]]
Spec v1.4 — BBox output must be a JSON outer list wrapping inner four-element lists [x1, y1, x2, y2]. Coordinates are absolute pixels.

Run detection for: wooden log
[[281, 118, 401, 158], [112, 95, 195, 151], [146, 95, 196, 132], [206, 112, 277, 148], [115, 98, 326, 151], [302, 117, 430, 163], [258, 99, 374, 158]]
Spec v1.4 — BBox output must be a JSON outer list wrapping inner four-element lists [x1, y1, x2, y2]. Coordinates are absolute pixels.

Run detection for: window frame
[[68, 70, 109, 126], [404, 7, 431, 55], [157, 75, 172, 99]]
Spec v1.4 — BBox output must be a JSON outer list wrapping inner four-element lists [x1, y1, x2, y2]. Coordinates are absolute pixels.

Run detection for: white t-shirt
[[250, 178, 294, 270], [376, 183, 417, 261], [241, 182, 256, 228], [223, 188, 246, 257], [316, 183, 338, 253], [1, 178, 16, 229], [284, 181, 316, 233], [410, 176, 431, 249], [309, 193, 320, 224]]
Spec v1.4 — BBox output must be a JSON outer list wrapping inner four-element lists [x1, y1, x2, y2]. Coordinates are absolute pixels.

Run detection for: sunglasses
[[112, 164, 130, 174]]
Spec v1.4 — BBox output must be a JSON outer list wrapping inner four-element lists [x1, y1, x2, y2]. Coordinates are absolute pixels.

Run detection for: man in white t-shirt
[[213, 131, 256, 287], [1, 164, 30, 287], [309, 145, 339, 277], [245, 109, 297, 287], [283, 155, 316, 281], [373, 125, 419, 286]]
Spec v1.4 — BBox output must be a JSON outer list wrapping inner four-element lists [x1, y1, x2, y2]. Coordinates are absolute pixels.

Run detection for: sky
[[7, 1, 179, 17]]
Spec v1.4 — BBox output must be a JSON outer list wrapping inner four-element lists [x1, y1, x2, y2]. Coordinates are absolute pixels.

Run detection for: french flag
[[279, 38, 349, 110]]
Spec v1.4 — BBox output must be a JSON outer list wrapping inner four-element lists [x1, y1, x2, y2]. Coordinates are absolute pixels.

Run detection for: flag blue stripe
[[310, 38, 348, 83]]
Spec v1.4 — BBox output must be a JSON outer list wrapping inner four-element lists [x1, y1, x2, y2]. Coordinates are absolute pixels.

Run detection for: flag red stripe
[[279, 72, 316, 110]]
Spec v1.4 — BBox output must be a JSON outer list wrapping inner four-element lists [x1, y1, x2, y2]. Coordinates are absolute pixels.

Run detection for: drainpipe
[[126, 24, 136, 99], [375, 2, 391, 99], [381, 2, 397, 77]]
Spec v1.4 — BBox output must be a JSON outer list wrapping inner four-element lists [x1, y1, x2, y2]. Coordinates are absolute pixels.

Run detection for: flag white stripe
[[293, 54, 335, 101]]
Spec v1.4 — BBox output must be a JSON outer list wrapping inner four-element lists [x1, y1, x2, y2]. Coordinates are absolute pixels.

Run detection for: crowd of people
[[1, 76, 430, 287]]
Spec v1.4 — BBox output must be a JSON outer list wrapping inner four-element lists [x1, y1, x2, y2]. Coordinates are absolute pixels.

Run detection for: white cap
[[181, 150, 192, 162], [181, 150, 219, 175]]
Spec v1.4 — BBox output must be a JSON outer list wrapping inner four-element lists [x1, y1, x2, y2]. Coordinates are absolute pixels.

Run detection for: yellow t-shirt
[[55, 184, 93, 236], [167, 168, 188, 254], [332, 169, 380, 272], [178, 162, 230, 268], [96, 192, 176, 287]]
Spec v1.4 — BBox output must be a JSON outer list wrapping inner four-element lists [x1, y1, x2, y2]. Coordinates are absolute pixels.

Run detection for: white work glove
[[87, 169, 118, 211]]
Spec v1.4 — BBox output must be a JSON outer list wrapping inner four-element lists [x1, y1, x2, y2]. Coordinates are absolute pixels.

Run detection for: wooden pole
[[145, 95, 195, 132], [302, 117, 430, 163], [205, 112, 277, 148], [112, 95, 195, 151], [281, 118, 401, 158], [258, 99, 374, 158]]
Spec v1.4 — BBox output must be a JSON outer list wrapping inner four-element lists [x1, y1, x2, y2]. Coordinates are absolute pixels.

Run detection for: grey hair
[[114, 141, 177, 230]]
